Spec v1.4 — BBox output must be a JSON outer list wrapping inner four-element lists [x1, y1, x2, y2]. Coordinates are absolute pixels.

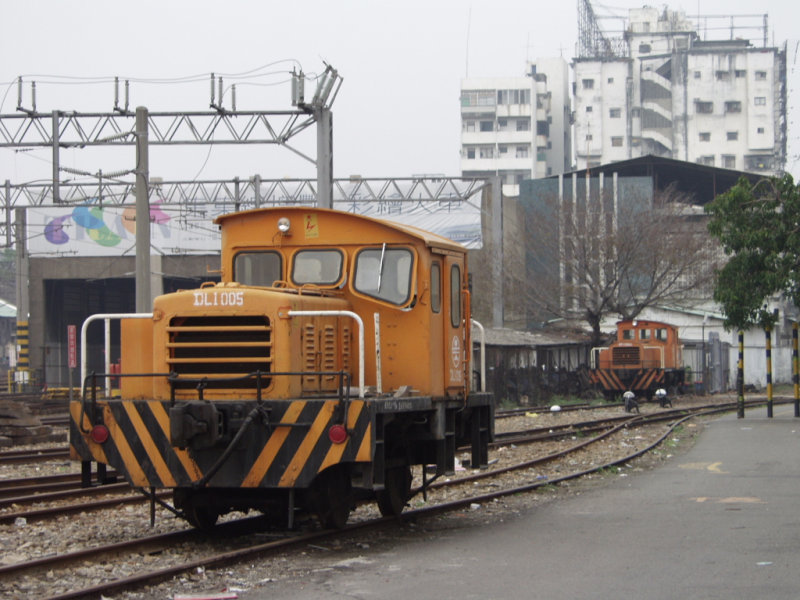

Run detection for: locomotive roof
[[616, 319, 677, 328], [215, 206, 466, 253]]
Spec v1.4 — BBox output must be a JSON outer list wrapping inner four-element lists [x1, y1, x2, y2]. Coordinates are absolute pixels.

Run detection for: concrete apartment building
[[460, 58, 572, 196], [572, 6, 787, 173]]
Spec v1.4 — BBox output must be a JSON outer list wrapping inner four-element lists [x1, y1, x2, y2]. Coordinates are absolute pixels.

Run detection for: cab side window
[[450, 264, 461, 327], [431, 263, 441, 313]]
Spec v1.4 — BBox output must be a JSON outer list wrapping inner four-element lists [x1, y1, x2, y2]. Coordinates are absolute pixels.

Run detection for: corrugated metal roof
[[473, 327, 589, 348]]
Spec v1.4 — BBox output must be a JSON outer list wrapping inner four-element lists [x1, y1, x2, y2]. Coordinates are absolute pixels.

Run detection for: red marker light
[[328, 424, 348, 444], [90, 424, 110, 444]]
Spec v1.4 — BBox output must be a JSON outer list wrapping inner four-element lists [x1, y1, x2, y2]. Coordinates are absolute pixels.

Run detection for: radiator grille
[[167, 315, 272, 389], [612, 346, 640, 366]]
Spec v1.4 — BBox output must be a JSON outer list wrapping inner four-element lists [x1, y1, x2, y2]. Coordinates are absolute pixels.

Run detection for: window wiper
[[377, 243, 386, 291]]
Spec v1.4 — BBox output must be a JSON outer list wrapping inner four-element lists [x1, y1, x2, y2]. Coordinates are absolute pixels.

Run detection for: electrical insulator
[[292, 70, 305, 107]]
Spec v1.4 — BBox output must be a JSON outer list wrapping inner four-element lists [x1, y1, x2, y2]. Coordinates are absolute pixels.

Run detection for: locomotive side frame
[[69, 207, 493, 529]]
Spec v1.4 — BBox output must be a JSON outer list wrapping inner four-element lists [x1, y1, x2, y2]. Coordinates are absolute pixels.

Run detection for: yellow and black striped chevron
[[589, 368, 666, 393], [69, 398, 373, 489]]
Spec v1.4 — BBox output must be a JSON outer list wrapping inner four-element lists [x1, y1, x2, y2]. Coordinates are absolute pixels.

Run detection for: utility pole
[[316, 107, 333, 209], [14, 208, 29, 389], [134, 106, 150, 313]]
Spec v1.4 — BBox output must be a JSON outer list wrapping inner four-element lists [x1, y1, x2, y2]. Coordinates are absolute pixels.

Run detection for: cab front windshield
[[354, 246, 413, 305], [291, 249, 344, 286]]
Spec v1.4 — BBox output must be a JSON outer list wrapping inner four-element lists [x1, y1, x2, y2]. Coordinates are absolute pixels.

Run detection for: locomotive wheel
[[377, 465, 412, 517], [309, 466, 353, 529], [186, 505, 219, 530]]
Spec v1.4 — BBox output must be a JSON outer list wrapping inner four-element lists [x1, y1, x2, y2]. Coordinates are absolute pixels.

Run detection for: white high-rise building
[[573, 6, 787, 174], [460, 58, 572, 196]]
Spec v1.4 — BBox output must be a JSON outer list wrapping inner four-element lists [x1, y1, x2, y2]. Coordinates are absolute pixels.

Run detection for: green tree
[[705, 174, 800, 330]]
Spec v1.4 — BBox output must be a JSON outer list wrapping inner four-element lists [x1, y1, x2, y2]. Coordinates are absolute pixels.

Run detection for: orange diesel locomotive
[[589, 319, 684, 401], [70, 207, 493, 528]]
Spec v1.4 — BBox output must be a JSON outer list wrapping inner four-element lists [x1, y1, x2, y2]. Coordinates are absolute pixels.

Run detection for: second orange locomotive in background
[[589, 319, 685, 402], [70, 207, 493, 529]]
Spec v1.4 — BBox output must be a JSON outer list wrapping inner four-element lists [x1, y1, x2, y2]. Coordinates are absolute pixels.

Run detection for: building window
[[461, 90, 495, 107], [609, 108, 621, 118], [586, 106, 593, 112], [745, 155, 772, 170], [498, 118, 507, 129], [735, 70, 746, 78], [697, 155, 715, 166], [754, 96, 766, 106], [639, 43, 651, 53], [727, 131, 739, 141], [755, 70, 767, 80], [479, 147, 494, 159], [715, 70, 731, 81], [480, 121, 493, 132], [466, 148, 475, 159], [611, 136, 623, 147], [536, 121, 549, 135], [757, 127, 765, 134], [699, 132, 711, 142], [582, 78, 594, 89], [585, 134, 593, 141], [516, 119, 530, 131], [695, 101, 713, 114], [694, 71, 702, 79], [722, 155, 736, 169], [607, 77, 614, 84], [464, 121, 475, 132], [725, 101, 742, 113], [499, 145, 508, 155], [516, 146, 529, 158], [631, 107, 641, 118]]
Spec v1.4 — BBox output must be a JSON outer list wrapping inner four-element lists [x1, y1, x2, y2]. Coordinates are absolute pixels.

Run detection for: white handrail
[[81, 312, 153, 396], [287, 310, 365, 398], [471, 319, 486, 392]]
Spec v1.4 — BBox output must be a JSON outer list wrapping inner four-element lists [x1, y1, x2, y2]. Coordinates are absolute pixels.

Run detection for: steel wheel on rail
[[377, 465, 412, 517], [186, 504, 220, 530], [308, 465, 353, 529]]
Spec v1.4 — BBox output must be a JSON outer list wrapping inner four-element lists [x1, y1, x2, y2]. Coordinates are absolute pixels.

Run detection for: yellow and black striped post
[[765, 327, 773, 418], [737, 331, 745, 418], [16, 319, 29, 391], [793, 322, 799, 417]]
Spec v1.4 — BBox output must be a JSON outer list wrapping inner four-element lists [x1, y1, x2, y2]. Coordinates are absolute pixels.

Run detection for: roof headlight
[[277, 217, 291, 234]]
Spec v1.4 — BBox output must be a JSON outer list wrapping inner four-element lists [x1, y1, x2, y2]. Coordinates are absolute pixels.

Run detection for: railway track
[[2, 398, 766, 600], [0, 447, 69, 465]]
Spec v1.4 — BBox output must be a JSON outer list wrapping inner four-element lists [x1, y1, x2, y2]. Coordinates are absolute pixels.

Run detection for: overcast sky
[[1, 0, 797, 187]]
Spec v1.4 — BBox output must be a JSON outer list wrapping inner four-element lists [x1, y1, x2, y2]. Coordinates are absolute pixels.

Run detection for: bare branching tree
[[524, 183, 721, 345]]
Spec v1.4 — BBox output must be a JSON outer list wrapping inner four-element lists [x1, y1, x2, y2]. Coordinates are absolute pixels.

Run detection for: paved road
[[244, 403, 800, 599]]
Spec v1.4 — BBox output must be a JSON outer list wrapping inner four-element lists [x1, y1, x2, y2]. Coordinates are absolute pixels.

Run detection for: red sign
[[67, 325, 77, 369]]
